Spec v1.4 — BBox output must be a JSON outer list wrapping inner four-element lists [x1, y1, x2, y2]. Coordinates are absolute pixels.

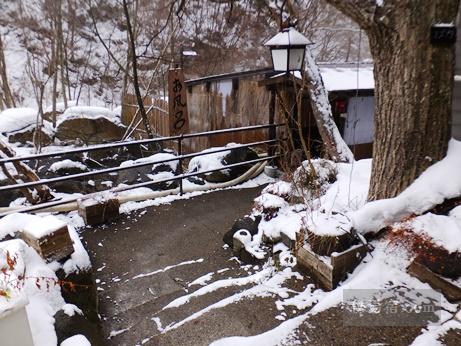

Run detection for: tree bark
[[325, 0, 460, 200], [0, 35, 15, 109]]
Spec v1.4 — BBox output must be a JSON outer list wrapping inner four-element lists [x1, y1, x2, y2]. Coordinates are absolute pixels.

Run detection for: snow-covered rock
[[0, 108, 38, 134], [55, 116, 125, 145], [59, 106, 119, 124], [188, 144, 259, 183], [50, 159, 88, 174]]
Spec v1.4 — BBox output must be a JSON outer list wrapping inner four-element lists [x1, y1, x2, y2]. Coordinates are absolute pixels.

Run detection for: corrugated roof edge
[[185, 62, 374, 87]]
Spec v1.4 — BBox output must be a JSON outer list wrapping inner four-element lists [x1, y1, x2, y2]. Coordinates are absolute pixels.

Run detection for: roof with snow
[[264, 27, 311, 46], [185, 63, 374, 92]]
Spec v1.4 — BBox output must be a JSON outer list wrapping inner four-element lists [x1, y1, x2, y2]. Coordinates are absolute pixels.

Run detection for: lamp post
[[264, 27, 311, 72], [263, 27, 311, 176]]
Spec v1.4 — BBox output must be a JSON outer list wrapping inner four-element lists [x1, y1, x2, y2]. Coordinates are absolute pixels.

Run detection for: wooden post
[[268, 89, 276, 165], [178, 135, 183, 195], [168, 68, 190, 136]]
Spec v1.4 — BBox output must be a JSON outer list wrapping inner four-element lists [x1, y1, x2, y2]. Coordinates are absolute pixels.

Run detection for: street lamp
[[264, 27, 311, 72]]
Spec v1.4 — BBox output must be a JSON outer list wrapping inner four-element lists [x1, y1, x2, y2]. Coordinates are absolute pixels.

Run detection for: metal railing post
[[178, 135, 184, 195]]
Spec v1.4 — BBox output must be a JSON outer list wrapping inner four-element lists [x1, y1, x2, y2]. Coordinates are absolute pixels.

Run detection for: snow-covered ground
[[0, 213, 91, 346], [0, 170, 274, 345], [2, 101, 461, 345]]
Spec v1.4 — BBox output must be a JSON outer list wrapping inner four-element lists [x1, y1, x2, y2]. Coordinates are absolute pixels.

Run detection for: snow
[[353, 139, 461, 234], [163, 267, 273, 310], [62, 226, 91, 275], [262, 181, 292, 198], [320, 65, 374, 92], [450, 205, 461, 221], [0, 213, 40, 240], [182, 50, 197, 56], [57, 106, 120, 126], [304, 47, 354, 163], [132, 258, 204, 280], [155, 265, 302, 334], [255, 193, 288, 210], [188, 143, 239, 174], [50, 159, 87, 173], [212, 240, 453, 345], [410, 319, 461, 346], [60, 334, 91, 346], [0, 108, 38, 133], [120, 152, 179, 172], [0, 239, 65, 346], [257, 207, 302, 241], [23, 215, 67, 239], [188, 272, 214, 287], [303, 210, 351, 236], [396, 213, 461, 253], [62, 303, 82, 317], [264, 27, 311, 46]]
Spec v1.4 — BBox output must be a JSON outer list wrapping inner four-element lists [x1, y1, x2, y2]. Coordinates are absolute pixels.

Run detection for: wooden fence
[[121, 94, 169, 138]]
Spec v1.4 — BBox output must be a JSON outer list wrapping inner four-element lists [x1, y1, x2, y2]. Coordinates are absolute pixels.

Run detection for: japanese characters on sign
[[168, 68, 190, 135]]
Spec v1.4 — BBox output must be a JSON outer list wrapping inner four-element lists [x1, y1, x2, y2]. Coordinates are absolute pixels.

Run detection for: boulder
[[117, 151, 179, 191], [191, 146, 259, 184], [56, 117, 125, 145], [223, 215, 261, 247], [7, 125, 53, 146]]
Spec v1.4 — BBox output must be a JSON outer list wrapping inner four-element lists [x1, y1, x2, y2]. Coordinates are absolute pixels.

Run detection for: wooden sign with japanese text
[[168, 68, 190, 135]]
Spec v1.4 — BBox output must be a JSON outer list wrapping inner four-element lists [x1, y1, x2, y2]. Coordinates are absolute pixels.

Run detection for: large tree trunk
[[325, 0, 460, 200]]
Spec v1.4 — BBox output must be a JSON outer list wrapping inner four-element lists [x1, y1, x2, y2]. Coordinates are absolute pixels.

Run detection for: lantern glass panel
[[288, 48, 305, 70], [271, 48, 288, 71]]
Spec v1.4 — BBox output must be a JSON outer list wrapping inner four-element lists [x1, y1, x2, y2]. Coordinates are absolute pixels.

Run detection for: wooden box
[[296, 243, 368, 290], [21, 216, 74, 262], [77, 195, 120, 226]]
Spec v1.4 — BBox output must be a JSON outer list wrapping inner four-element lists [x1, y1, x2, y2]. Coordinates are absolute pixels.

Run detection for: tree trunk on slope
[[325, 0, 460, 200], [304, 47, 354, 163]]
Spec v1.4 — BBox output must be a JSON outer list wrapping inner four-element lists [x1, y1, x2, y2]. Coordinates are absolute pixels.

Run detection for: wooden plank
[[331, 244, 368, 286], [20, 226, 74, 262], [297, 243, 367, 290], [408, 261, 461, 302], [296, 244, 333, 290], [168, 68, 190, 136], [77, 197, 120, 226], [280, 230, 296, 249]]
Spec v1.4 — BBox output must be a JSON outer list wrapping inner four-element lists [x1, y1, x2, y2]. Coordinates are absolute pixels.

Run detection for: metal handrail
[[0, 155, 280, 217], [0, 139, 280, 193], [0, 123, 284, 164]]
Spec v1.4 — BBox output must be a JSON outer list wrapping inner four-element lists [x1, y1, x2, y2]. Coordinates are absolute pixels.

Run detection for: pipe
[[0, 160, 268, 215]]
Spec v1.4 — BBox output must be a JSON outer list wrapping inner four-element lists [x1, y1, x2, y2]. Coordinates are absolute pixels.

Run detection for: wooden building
[[184, 63, 375, 159]]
